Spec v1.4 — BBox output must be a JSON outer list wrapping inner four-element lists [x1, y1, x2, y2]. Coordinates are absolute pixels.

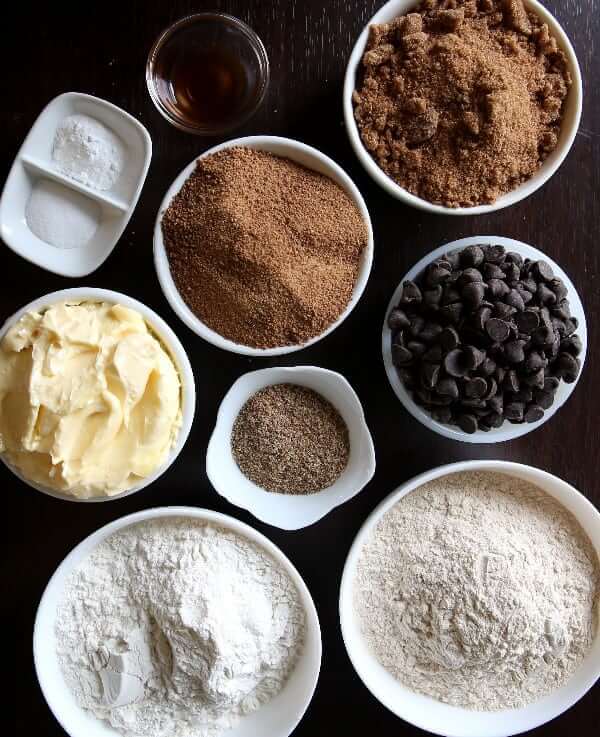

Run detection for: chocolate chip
[[409, 315, 425, 337], [551, 317, 568, 338], [426, 261, 452, 286], [464, 376, 487, 398], [459, 268, 484, 285], [423, 344, 443, 363], [564, 317, 578, 336], [487, 279, 510, 298], [462, 281, 485, 307], [485, 317, 510, 343], [537, 282, 557, 305], [457, 414, 478, 434], [524, 351, 546, 373], [432, 407, 453, 424], [479, 357, 497, 376], [501, 262, 521, 282], [533, 260, 554, 282], [483, 377, 497, 401], [444, 348, 470, 377], [524, 404, 544, 423], [424, 285, 443, 308], [464, 345, 485, 369], [439, 302, 463, 324], [388, 308, 411, 331], [561, 334, 582, 356], [556, 352, 580, 383], [548, 278, 568, 301], [533, 390, 554, 410], [523, 367, 545, 389], [473, 306, 492, 332], [422, 362, 440, 389], [392, 344, 413, 366], [494, 302, 516, 320], [503, 369, 520, 393], [552, 300, 571, 321], [441, 286, 462, 305], [420, 322, 443, 343], [505, 289, 525, 311], [521, 276, 538, 293], [504, 402, 524, 421], [505, 340, 526, 364], [533, 325, 554, 348], [436, 377, 459, 399], [485, 411, 504, 429], [514, 309, 539, 334], [407, 340, 427, 357], [505, 251, 523, 267], [482, 263, 506, 281], [439, 326, 461, 351], [543, 376, 560, 392], [400, 280, 422, 305], [483, 245, 506, 264], [495, 366, 506, 384], [461, 245, 484, 267], [488, 394, 503, 414]]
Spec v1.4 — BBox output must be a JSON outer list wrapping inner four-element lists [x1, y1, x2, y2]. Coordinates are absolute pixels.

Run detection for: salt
[[25, 179, 100, 249], [52, 114, 125, 191]]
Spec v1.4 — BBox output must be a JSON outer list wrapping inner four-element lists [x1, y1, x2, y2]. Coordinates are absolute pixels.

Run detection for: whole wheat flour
[[56, 518, 305, 737], [354, 471, 599, 710]]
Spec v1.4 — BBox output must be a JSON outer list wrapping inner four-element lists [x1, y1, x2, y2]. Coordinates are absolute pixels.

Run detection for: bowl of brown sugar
[[154, 136, 373, 355], [344, 0, 582, 214]]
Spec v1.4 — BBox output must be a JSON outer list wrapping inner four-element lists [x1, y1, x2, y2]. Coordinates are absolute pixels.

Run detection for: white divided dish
[[206, 366, 376, 530], [339, 460, 600, 737], [343, 0, 582, 215], [0, 92, 151, 276], [154, 135, 374, 357], [0, 288, 195, 502], [382, 236, 587, 443], [34, 506, 322, 737]]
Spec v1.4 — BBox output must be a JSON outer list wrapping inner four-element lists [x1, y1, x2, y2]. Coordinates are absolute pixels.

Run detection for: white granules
[[354, 471, 599, 710], [56, 518, 305, 737], [26, 179, 100, 248], [52, 113, 125, 190]]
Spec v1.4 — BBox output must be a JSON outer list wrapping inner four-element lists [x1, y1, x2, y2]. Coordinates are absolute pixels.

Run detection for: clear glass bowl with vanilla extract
[[146, 13, 269, 135]]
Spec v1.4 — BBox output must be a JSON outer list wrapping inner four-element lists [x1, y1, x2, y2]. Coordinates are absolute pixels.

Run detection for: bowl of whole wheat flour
[[340, 460, 600, 737], [34, 507, 322, 737]]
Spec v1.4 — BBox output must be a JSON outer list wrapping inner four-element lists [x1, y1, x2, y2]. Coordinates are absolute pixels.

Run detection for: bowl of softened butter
[[0, 288, 195, 501]]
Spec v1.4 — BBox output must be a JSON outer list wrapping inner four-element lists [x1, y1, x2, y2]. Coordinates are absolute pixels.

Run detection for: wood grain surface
[[5, 1, 599, 734]]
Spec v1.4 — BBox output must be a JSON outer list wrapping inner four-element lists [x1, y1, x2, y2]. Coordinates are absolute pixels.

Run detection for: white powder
[[56, 518, 305, 737], [25, 179, 100, 249], [52, 114, 125, 190], [354, 471, 599, 710]]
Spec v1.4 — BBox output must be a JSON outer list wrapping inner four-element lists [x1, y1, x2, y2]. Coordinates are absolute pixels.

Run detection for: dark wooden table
[[6, 1, 599, 734]]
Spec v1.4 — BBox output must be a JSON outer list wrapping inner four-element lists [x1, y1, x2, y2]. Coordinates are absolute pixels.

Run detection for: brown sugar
[[352, 0, 572, 207], [161, 147, 368, 348]]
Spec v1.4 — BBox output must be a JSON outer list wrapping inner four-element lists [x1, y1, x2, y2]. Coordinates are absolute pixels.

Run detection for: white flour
[[52, 113, 125, 190], [355, 471, 599, 710], [56, 518, 305, 737]]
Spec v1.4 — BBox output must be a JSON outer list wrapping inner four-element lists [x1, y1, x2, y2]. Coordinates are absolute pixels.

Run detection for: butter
[[0, 301, 182, 498]]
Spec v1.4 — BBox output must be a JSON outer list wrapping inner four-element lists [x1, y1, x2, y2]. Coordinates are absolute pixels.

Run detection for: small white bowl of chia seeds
[[206, 366, 376, 530]]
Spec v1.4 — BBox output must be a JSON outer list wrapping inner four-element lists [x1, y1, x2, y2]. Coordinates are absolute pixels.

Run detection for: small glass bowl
[[146, 13, 269, 135]]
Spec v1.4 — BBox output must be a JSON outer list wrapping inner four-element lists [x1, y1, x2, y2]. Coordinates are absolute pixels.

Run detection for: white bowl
[[0, 92, 152, 276], [154, 135, 374, 356], [339, 459, 600, 737], [206, 366, 376, 530], [343, 0, 582, 215], [34, 506, 322, 737], [382, 236, 587, 443], [0, 288, 195, 501]]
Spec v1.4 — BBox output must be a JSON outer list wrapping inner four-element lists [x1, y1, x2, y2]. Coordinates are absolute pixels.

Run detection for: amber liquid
[[156, 35, 252, 127]]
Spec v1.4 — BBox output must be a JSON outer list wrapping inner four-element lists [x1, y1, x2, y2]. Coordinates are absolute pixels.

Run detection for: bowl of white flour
[[34, 507, 321, 737], [339, 460, 600, 737]]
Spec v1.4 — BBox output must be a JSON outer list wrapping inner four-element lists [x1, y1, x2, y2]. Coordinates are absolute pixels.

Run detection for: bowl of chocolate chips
[[382, 236, 586, 442]]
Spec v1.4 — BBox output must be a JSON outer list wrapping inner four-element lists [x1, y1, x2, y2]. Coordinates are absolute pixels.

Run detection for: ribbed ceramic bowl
[[0, 288, 195, 501], [206, 366, 376, 530], [343, 0, 582, 215], [34, 507, 322, 737], [339, 460, 600, 737], [154, 135, 374, 357], [382, 236, 587, 443]]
